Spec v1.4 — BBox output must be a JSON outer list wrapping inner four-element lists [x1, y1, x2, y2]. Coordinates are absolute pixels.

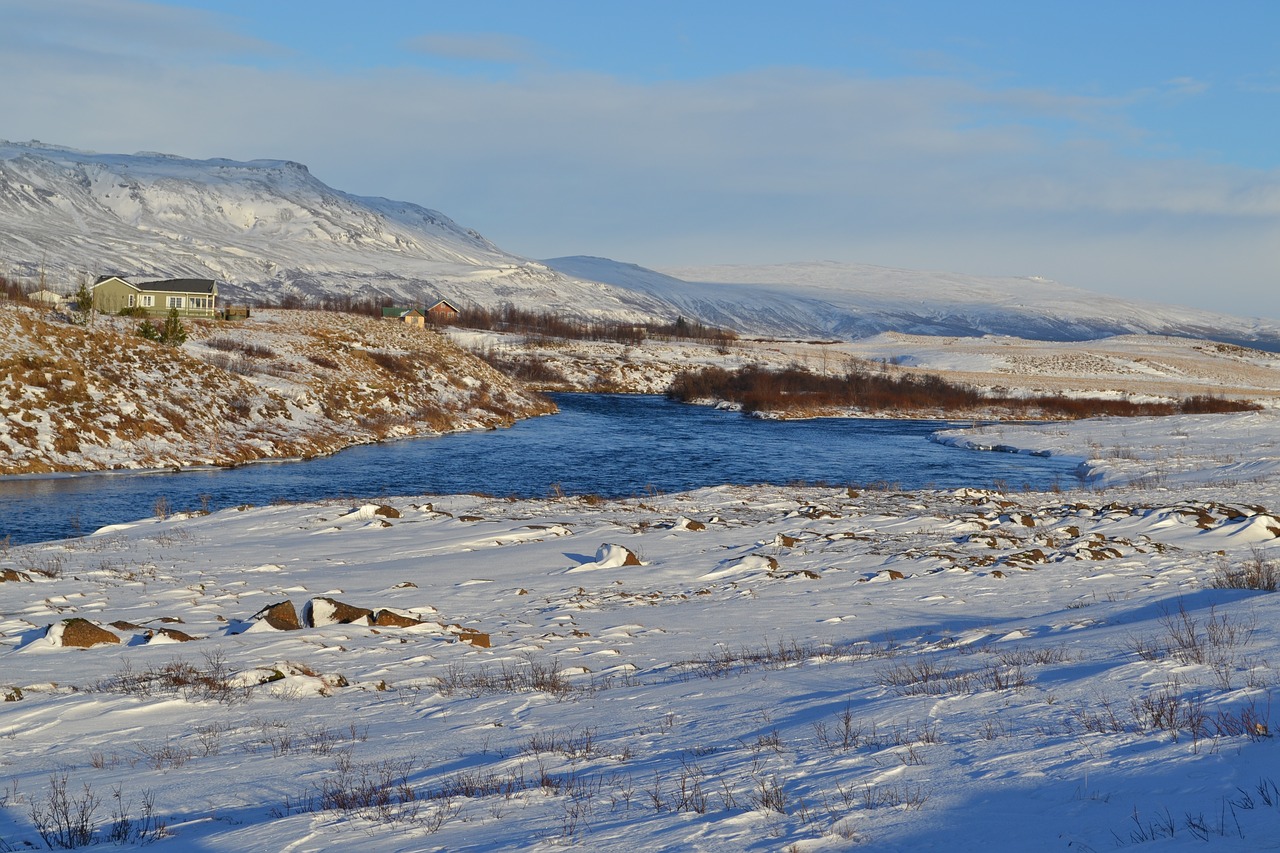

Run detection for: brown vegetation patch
[[668, 364, 1262, 420]]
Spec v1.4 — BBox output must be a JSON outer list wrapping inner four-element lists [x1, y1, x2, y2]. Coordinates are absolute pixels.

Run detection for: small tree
[[136, 308, 187, 345], [70, 280, 95, 325], [161, 307, 187, 345]]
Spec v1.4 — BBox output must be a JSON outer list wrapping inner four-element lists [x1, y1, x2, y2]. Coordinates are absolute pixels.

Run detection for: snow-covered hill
[[4, 139, 1279, 348], [545, 256, 1280, 348], [0, 141, 667, 320]]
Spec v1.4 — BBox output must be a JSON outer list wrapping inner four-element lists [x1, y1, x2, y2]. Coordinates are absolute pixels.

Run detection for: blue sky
[[3, 0, 1278, 317]]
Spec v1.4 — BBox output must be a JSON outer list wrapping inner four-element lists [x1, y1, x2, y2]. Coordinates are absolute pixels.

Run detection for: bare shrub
[[94, 650, 251, 705], [29, 775, 98, 849], [1212, 549, 1279, 592], [877, 657, 974, 695], [205, 337, 276, 359]]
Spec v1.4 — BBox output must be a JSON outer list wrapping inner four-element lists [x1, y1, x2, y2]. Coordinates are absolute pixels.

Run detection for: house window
[[168, 297, 184, 308], [127, 295, 136, 308], [190, 297, 209, 309], [141, 295, 154, 307]]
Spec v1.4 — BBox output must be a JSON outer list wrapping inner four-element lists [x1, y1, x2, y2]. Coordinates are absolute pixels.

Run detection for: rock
[[148, 627, 196, 642], [373, 609, 423, 627], [373, 504, 401, 519], [52, 618, 120, 648], [110, 620, 145, 631], [250, 600, 302, 631], [0, 568, 31, 583], [458, 630, 491, 648], [884, 569, 906, 580], [305, 597, 374, 628]]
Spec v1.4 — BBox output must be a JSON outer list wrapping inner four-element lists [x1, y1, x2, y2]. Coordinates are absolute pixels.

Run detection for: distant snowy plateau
[[3, 139, 1278, 348]]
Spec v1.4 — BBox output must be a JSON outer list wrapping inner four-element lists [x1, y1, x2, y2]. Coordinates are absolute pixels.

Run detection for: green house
[[92, 276, 218, 318]]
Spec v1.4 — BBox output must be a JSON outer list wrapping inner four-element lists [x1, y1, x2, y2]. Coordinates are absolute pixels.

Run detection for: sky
[[2, 0, 1278, 318]]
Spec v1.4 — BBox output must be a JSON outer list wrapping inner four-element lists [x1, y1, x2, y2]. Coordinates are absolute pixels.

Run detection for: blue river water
[[0, 393, 1080, 545]]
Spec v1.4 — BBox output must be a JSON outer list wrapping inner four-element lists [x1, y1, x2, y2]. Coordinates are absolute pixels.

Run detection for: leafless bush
[[435, 657, 579, 699], [29, 775, 98, 849], [750, 776, 788, 814], [136, 740, 195, 771], [206, 336, 276, 359], [203, 351, 257, 375], [812, 703, 865, 752], [1130, 682, 1208, 743], [17, 551, 64, 578], [106, 785, 167, 845], [523, 727, 599, 760], [306, 352, 340, 369], [877, 657, 974, 695], [1212, 549, 1279, 591], [859, 782, 930, 810], [94, 650, 251, 705]]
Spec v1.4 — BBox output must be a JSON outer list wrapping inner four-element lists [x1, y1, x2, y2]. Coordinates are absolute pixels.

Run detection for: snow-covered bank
[[938, 410, 1280, 489], [3, 412, 1280, 849]]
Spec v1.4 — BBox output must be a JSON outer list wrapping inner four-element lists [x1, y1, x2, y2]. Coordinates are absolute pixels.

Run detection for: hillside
[[0, 304, 553, 475], [546, 256, 1280, 348], [0, 141, 667, 321], [4, 140, 1280, 349]]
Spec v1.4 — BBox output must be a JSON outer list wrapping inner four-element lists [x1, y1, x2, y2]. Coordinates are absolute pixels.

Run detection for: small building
[[92, 276, 218, 318], [426, 299, 460, 324], [27, 289, 67, 307], [381, 307, 425, 328]]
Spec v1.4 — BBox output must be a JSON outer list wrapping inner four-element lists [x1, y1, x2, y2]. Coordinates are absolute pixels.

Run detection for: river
[[0, 393, 1080, 545]]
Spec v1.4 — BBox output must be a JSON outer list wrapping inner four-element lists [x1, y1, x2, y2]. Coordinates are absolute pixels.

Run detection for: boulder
[[457, 630, 491, 648], [373, 504, 401, 519], [372, 609, 423, 627], [250, 600, 302, 631], [52, 618, 120, 648], [305, 597, 374, 628], [149, 627, 196, 643]]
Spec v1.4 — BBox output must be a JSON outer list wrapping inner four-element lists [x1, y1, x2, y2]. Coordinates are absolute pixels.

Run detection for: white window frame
[[141, 295, 154, 307], [168, 296, 184, 308]]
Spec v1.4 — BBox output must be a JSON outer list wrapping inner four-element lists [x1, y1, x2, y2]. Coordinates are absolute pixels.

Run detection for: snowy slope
[[0, 141, 668, 320], [5, 138, 1280, 348], [546, 256, 1280, 348]]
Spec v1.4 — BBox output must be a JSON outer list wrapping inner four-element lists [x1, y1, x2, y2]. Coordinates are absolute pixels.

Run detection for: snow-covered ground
[[3, 413, 1280, 851], [448, 325, 1280, 408]]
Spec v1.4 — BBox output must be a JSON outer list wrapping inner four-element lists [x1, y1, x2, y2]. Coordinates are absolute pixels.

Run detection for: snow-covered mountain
[[4, 139, 1279, 348], [544, 256, 1280, 349], [0, 140, 667, 319]]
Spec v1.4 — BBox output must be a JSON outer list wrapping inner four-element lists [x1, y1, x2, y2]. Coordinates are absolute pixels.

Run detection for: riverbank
[[0, 306, 554, 475], [448, 326, 1280, 414], [1, 411, 1279, 850]]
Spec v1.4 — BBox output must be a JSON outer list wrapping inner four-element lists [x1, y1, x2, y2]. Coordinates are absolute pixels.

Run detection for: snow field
[[3, 419, 1280, 851]]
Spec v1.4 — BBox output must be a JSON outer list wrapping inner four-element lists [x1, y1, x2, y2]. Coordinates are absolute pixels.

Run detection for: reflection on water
[[0, 394, 1080, 544]]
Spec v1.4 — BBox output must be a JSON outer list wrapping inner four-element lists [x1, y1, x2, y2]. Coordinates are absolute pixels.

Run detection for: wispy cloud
[[403, 32, 540, 66], [0, 7, 1276, 317]]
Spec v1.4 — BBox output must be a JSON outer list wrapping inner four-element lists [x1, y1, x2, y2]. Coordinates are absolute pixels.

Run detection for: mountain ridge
[[3, 139, 1279, 348]]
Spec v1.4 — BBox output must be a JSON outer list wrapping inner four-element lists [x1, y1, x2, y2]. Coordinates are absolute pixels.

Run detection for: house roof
[[427, 299, 460, 313], [93, 276, 216, 295], [138, 279, 217, 295], [381, 307, 424, 318]]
